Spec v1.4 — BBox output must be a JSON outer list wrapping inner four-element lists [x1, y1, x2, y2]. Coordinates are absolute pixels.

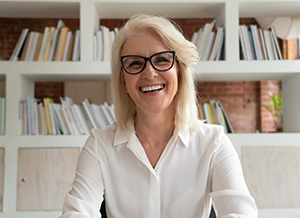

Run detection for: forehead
[[121, 32, 169, 56]]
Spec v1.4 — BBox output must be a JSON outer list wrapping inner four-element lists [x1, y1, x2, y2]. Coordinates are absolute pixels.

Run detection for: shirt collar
[[113, 120, 135, 147], [112, 119, 190, 147], [175, 125, 189, 147]]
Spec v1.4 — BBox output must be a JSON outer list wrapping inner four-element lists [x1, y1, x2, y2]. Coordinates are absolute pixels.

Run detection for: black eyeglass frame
[[120, 51, 176, 75]]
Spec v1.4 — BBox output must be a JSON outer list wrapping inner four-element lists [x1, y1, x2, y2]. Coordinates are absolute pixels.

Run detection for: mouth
[[139, 84, 165, 93]]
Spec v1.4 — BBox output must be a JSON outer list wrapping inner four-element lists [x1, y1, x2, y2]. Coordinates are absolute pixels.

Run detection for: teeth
[[141, 85, 164, 92]]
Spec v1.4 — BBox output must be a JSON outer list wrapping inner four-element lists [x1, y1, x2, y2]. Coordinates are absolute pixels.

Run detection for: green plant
[[262, 90, 283, 131]]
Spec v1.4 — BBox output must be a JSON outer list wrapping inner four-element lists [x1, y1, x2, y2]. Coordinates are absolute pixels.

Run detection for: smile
[[140, 84, 165, 93]]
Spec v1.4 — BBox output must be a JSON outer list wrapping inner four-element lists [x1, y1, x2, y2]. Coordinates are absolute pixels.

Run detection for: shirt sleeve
[[60, 131, 104, 218], [209, 129, 258, 218]]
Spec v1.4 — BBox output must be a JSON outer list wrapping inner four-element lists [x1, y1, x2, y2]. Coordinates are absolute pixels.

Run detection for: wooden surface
[[17, 148, 80, 211], [242, 146, 300, 208]]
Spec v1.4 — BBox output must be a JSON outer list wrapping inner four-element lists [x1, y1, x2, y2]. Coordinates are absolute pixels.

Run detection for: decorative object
[[262, 90, 283, 132]]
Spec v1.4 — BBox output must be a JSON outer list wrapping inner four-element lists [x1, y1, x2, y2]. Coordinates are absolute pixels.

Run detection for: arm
[[210, 131, 258, 218], [60, 134, 104, 218]]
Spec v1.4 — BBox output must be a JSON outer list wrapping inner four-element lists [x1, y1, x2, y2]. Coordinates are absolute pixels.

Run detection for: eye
[[128, 60, 144, 68], [123, 57, 144, 69], [153, 56, 171, 66]]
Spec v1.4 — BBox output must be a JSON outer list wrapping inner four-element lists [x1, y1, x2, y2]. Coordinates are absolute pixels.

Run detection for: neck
[[134, 109, 175, 147]]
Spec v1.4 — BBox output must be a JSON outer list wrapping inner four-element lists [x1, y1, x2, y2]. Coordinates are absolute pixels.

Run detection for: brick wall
[[197, 81, 261, 133], [0, 17, 280, 133], [260, 81, 281, 132]]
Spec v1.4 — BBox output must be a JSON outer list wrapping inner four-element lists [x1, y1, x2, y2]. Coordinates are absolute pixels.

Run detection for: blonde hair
[[111, 14, 199, 133]]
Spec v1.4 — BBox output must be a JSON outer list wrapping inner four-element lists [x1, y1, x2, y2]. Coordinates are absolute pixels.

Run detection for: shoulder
[[194, 119, 227, 141], [82, 125, 117, 158], [187, 120, 233, 154]]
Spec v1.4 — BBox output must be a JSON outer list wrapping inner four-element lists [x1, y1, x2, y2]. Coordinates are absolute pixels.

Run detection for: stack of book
[[239, 24, 282, 60], [191, 19, 225, 61], [0, 97, 5, 135], [19, 96, 115, 135], [93, 25, 119, 62], [198, 99, 233, 133], [10, 19, 80, 62]]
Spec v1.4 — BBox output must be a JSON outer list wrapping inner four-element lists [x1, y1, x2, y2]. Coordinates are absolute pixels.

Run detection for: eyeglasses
[[120, 51, 176, 75]]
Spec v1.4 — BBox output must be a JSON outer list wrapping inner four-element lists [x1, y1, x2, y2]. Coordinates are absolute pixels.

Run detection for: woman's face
[[121, 32, 179, 116]]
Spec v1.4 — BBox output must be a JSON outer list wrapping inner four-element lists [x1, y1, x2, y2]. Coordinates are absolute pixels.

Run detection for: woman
[[60, 14, 258, 218]]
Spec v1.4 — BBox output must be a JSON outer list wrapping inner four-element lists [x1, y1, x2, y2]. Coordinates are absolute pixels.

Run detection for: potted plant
[[262, 90, 283, 132]]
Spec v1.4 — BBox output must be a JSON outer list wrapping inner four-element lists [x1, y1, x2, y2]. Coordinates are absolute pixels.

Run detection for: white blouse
[[60, 120, 258, 218]]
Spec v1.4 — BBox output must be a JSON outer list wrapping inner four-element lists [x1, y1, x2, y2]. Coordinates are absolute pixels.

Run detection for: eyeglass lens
[[121, 51, 175, 75]]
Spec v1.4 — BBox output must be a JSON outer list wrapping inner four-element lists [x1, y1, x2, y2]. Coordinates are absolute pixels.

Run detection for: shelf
[[2, 60, 300, 82], [229, 133, 300, 155], [0, 1, 80, 18], [239, 1, 300, 17], [0, 62, 111, 81], [94, 1, 224, 19], [194, 60, 300, 81], [0, 135, 88, 148]]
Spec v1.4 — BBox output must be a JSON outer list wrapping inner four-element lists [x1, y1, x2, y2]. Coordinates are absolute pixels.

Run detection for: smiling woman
[[60, 14, 258, 218]]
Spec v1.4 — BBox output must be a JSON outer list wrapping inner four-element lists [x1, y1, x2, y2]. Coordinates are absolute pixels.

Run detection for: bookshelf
[[0, 0, 300, 217]]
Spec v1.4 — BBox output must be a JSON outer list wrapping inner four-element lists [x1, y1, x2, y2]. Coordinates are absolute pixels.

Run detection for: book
[[209, 100, 218, 124], [72, 104, 90, 135], [104, 102, 116, 122], [91, 104, 106, 129], [249, 25, 260, 60], [62, 31, 72, 61], [66, 32, 75, 61], [259, 29, 268, 60], [242, 25, 255, 60], [239, 26, 248, 60], [197, 103, 204, 120], [101, 26, 110, 62], [55, 27, 70, 61], [48, 101, 57, 135], [214, 100, 228, 133], [60, 96, 80, 135], [252, 25, 265, 60], [96, 30, 103, 61], [72, 29, 80, 61], [10, 28, 30, 61], [263, 30, 275, 60], [33, 33, 44, 61], [37, 102, 45, 135], [271, 26, 283, 60], [28, 32, 40, 61], [216, 100, 234, 133], [20, 31, 32, 61], [209, 27, 224, 61], [203, 32, 215, 61], [199, 20, 216, 60], [202, 103, 211, 124], [43, 27, 56, 61], [43, 97, 54, 134], [48, 19, 66, 61], [38, 27, 50, 61]]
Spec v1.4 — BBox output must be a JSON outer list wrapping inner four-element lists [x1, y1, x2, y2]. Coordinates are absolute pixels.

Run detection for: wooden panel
[[242, 146, 300, 208], [0, 148, 4, 211], [0, 82, 5, 97], [17, 148, 80, 211]]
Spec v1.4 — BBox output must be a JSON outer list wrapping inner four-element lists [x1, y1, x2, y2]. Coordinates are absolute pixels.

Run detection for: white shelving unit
[[0, 0, 300, 217]]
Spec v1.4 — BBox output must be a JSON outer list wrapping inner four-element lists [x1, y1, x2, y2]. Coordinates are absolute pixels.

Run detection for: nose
[[141, 60, 157, 79]]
